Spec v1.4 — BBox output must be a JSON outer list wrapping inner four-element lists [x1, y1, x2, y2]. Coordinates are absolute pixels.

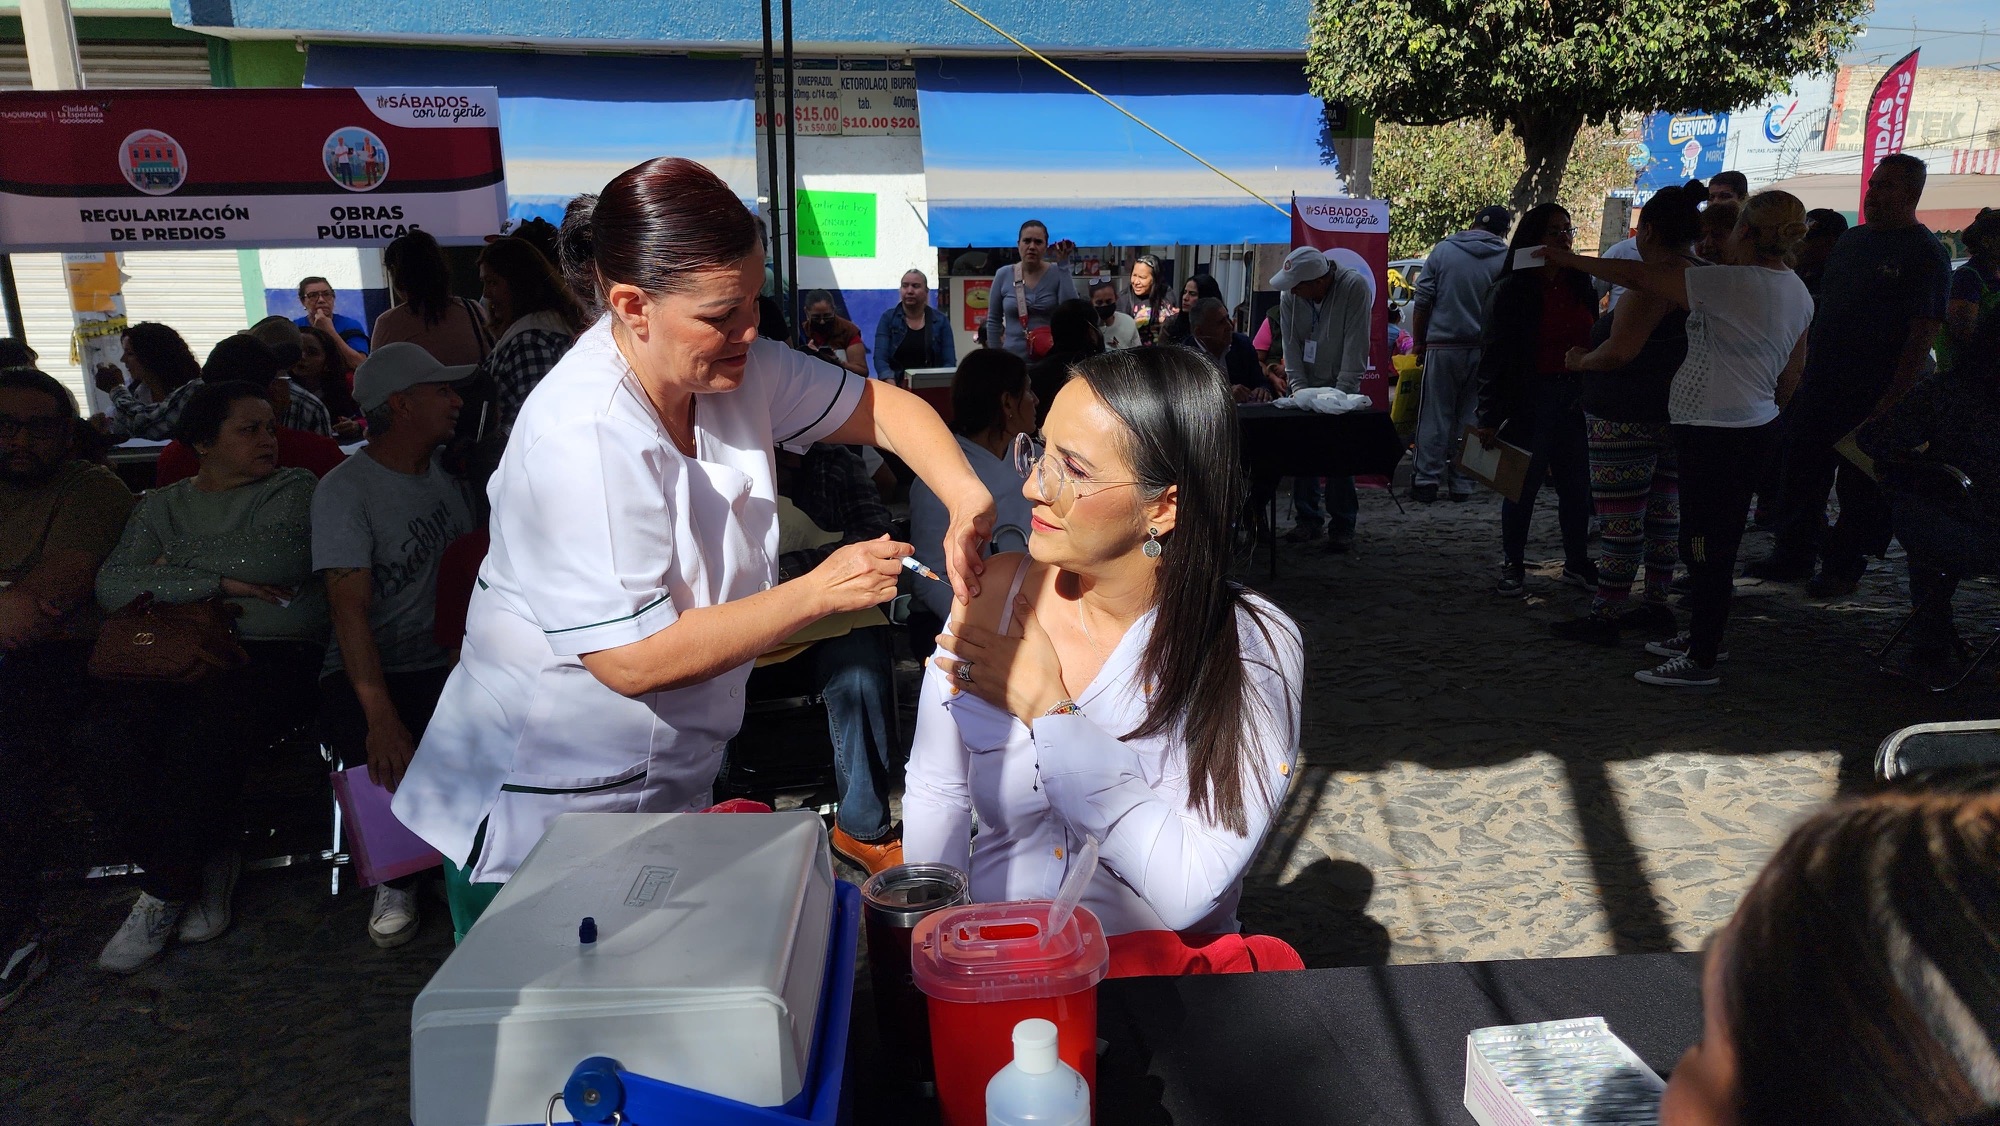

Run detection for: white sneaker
[[99, 893, 184, 975], [1, 936, 49, 1013], [368, 883, 420, 949], [177, 851, 241, 944]]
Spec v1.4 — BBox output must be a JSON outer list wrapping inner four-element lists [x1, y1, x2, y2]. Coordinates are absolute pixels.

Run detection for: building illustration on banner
[[119, 130, 186, 195]]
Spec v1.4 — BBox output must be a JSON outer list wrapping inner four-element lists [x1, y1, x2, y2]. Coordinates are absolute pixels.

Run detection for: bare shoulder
[[947, 551, 1035, 635]]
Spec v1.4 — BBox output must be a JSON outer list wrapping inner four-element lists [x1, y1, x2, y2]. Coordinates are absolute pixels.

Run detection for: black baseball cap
[[1473, 206, 1512, 235]]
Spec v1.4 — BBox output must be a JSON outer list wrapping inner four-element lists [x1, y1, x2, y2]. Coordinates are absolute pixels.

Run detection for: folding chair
[[1870, 459, 2000, 692], [1874, 720, 2000, 781]]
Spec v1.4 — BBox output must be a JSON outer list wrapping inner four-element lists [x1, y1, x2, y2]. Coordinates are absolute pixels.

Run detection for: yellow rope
[[937, 0, 1290, 216]]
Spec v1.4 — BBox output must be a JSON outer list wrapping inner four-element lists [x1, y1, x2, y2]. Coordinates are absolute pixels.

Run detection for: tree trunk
[[1508, 108, 1587, 214]]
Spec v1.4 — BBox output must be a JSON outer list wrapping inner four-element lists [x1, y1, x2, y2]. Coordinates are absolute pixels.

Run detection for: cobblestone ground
[[1235, 483, 2000, 967], [7, 481, 1996, 1121]]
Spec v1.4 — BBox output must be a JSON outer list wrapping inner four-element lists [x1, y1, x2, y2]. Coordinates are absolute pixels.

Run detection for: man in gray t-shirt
[[310, 341, 476, 948]]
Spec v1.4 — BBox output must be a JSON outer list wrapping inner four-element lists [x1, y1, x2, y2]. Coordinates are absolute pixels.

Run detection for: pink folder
[[330, 764, 444, 888]]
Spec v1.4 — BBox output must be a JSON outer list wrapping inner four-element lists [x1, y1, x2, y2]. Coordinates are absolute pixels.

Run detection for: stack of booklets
[[1463, 1017, 1665, 1126]]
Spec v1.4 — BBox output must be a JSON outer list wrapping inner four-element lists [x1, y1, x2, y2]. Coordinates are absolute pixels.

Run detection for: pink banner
[[1858, 50, 1920, 212], [1290, 197, 1391, 410]]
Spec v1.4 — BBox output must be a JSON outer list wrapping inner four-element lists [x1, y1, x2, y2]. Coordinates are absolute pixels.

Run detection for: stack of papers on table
[[1464, 1017, 1664, 1126]]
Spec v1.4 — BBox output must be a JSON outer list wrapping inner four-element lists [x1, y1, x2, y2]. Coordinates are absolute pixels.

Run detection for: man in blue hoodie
[[1411, 206, 1512, 502]]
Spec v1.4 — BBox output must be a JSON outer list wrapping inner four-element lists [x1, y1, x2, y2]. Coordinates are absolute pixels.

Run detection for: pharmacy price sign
[[0, 86, 506, 252]]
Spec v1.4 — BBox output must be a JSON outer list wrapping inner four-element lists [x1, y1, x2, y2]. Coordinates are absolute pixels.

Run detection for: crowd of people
[[1405, 157, 1997, 690], [2, 149, 1999, 1124]]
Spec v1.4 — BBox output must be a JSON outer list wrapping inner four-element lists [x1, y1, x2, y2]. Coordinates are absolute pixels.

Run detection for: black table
[[1237, 406, 1408, 576], [1094, 952, 1703, 1126]]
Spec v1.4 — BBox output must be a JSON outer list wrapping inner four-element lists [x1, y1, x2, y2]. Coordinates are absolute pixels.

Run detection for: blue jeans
[[813, 627, 900, 841], [1892, 493, 2000, 655], [1500, 375, 1592, 571], [1293, 476, 1359, 536]]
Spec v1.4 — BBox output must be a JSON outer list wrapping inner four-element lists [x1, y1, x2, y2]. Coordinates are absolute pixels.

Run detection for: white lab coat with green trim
[[392, 318, 864, 884]]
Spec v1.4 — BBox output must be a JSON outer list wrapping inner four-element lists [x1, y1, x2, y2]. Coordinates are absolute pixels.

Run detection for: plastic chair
[[1874, 720, 2000, 781]]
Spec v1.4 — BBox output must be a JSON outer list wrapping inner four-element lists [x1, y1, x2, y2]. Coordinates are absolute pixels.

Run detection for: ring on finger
[[955, 661, 975, 683]]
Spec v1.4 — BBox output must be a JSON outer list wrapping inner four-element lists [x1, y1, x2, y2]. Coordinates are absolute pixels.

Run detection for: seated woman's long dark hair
[[1070, 346, 1291, 835], [1724, 768, 2000, 1124]]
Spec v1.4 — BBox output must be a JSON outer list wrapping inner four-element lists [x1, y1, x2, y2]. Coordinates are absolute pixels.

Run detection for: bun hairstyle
[[558, 157, 762, 318], [1964, 207, 2000, 260], [1738, 190, 1810, 266], [1637, 180, 1705, 249]]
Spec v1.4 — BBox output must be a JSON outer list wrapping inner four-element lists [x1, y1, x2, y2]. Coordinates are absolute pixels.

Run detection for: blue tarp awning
[[305, 46, 757, 226], [914, 58, 1341, 247]]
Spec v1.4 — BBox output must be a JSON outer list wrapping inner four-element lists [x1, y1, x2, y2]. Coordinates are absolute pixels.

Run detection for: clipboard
[[1834, 427, 1878, 482], [1456, 425, 1532, 502]]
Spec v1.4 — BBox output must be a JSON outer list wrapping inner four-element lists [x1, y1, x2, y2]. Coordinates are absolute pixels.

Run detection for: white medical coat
[[392, 319, 863, 882]]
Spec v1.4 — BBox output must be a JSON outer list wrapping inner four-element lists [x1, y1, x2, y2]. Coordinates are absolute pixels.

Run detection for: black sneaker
[[1645, 632, 1729, 663], [1635, 654, 1722, 687], [1561, 563, 1599, 592], [1549, 614, 1621, 646], [1281, 524, 1323, 545], [1449, 491, 1473, 503], [1743, 556, 1813, 583], [1412, 483, 1439, 504], [1616, 602, 1677, 633], [1495, 565, 1526, 597], [1805, 571, 1861, 599]]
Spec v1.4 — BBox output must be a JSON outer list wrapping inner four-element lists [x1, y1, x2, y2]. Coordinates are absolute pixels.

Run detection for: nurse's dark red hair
[[557, 157, 761, 314]]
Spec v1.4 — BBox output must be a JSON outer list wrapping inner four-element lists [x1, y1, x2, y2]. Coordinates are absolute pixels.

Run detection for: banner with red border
[[0, 87, 505, 252]]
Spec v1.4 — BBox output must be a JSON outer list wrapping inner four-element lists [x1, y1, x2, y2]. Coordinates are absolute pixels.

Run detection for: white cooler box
[[411, 810, 836, 1126]]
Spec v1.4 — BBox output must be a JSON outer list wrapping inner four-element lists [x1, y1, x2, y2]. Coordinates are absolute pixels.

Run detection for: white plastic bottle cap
[[1011, 1018, 1060, 1075]]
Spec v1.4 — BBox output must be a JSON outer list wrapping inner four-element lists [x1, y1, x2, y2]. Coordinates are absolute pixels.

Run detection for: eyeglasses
[[1547, 226, 1577, 238], [0, 414, 69, 442], [1011, 432, 1141, 507], [302, 289, 334, 302]]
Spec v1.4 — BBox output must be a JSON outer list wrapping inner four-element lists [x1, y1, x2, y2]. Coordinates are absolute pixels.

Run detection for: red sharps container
[[861, 863, 971, 1095], [909, 901, 1109, 1126]]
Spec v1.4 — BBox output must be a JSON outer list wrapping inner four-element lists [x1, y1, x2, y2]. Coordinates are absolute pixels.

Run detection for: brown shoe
[[830, 825, 904, 876]]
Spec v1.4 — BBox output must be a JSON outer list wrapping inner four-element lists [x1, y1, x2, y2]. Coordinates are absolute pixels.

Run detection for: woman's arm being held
[[1539, 246, 1691, 310], [1565, 290, 1669, 372], [825, 379, 995, 603]]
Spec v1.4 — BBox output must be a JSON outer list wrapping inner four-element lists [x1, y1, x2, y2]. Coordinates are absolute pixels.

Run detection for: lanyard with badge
[[1301, 297, 1322, 366]]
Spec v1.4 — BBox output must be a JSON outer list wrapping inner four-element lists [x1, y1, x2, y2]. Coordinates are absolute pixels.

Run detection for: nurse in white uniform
[[392, 158, 993, 935], [904, 346, 1304, 937]]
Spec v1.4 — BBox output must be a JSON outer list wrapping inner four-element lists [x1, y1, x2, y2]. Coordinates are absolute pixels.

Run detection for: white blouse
[[393, 318, 864, 883], [903, 564, 1305, 935]]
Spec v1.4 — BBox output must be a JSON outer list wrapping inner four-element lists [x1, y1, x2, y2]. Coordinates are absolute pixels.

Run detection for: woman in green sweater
[[87, 380, 330, 974]]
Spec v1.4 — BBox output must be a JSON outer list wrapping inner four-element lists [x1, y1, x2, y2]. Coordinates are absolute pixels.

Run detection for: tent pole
[[0, 256, 22, 342], [759, 0, 785, 309], [782, 0, 799, 335]]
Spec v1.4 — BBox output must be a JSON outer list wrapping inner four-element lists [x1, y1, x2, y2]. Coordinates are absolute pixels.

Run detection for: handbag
[[1014, 268, 1055, 360], [88, 592, 249, 684]]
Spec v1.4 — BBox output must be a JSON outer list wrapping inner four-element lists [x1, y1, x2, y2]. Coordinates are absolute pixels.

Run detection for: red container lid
[[909, 900, 1109, 1004]]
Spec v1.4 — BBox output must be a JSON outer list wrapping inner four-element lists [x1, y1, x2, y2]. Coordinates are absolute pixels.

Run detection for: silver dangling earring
[[1142, 528, 1163, 559]]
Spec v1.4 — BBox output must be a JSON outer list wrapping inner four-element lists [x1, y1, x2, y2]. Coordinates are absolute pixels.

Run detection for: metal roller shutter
[[2, 40, 246, 409]]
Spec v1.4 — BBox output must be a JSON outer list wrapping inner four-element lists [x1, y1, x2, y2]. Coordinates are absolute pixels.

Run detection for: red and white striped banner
[[1950, 149, 2000, 176]]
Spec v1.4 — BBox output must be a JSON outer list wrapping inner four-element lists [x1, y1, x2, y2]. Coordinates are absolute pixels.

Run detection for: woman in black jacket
[[1474, 203, 1599, 596]]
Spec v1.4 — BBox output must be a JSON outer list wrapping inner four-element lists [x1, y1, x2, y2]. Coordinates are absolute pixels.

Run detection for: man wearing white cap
[[1271, 246, 1373, 551], [310, 342, 477, 948]]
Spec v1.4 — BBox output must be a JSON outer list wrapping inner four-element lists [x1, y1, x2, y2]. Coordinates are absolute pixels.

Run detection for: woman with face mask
[[904, 345, 1304, 937], [799, 289, 870, 378], [390, 158, 996, 939]]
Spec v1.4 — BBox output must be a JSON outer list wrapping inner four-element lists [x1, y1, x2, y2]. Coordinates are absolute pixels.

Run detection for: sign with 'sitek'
[[0, 87, 507, 252]]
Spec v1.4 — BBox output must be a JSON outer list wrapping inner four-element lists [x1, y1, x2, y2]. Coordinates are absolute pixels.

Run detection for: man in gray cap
[[1410, 205, 1511, 502], [310, 342, 475, 949], [1271, 245, 1373, 550]]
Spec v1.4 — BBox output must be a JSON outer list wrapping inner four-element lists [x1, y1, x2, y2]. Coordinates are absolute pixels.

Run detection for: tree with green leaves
[[1308, 0, 1868, 210], [1374, 119, 1635, 258]]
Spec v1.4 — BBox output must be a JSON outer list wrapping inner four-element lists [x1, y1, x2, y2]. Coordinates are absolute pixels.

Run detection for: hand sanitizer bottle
[[984, 1018, 1090, 1125]]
